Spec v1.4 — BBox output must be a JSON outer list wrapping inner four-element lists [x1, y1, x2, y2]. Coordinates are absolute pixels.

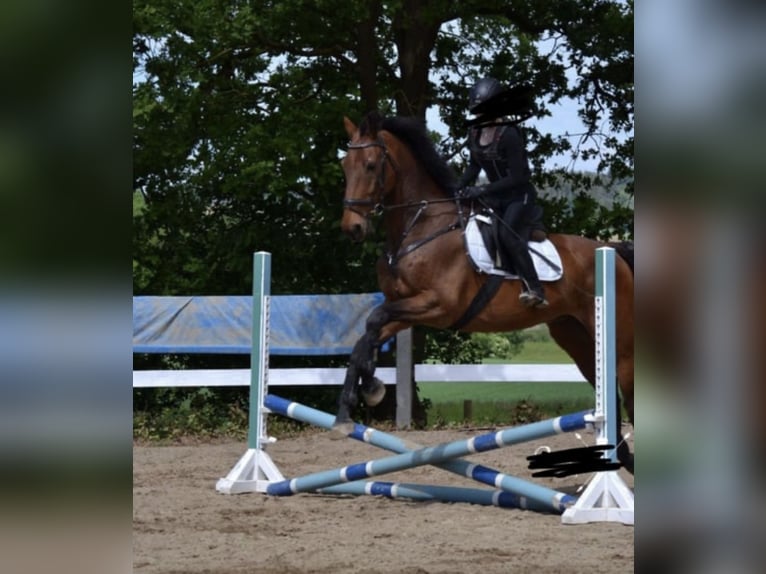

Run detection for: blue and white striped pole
[[265, 394, 577, 512], [320, 481, 538, 509], [266, 404, 591, 499]]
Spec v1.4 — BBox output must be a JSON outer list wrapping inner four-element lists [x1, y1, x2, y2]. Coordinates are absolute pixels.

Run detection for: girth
[[449, 275, 504, 331]]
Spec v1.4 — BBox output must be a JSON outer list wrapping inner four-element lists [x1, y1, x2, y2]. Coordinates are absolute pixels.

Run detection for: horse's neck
[[392, 148, 448, 205], [384, 151, 452, 248]]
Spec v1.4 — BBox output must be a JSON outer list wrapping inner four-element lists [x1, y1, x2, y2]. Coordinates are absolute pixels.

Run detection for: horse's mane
[[359, 111, 458, 196]]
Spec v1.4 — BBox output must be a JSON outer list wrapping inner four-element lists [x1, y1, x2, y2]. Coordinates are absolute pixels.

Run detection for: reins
[[344, 138, 462, 265], [344, 138, 458, 217]]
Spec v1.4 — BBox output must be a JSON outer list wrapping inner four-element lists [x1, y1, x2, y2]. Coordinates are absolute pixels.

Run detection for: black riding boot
[[505, 241, 548, 308]]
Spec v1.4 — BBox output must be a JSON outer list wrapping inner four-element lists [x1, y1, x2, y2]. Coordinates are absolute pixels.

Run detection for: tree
[[133, 1, 633, 425], [134, 0, 633, 296]]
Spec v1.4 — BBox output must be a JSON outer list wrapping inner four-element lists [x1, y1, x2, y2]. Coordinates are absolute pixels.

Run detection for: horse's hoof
[[331, 421, 356, 439], [361, 377, 386, 406]]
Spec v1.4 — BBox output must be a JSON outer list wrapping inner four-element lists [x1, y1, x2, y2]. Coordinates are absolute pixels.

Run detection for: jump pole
[[216, 252, 285, 494], [265, 409, 592, 498], [320, 481, 543, 509], [561, 246, 634, 525], [265, 394, 577, 513]]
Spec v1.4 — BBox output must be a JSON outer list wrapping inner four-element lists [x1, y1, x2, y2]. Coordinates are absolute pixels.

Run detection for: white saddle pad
[[464, 216, 563, 282]]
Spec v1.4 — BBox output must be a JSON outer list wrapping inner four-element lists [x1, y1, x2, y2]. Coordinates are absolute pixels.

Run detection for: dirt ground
[[133, 426, 634, 574]]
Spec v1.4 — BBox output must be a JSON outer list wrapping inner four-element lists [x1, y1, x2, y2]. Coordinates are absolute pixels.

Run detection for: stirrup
[[519, 291, 549, 309]]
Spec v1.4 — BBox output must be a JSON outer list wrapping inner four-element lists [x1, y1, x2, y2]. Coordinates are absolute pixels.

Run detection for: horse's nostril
[[342, 221, 365, 242]]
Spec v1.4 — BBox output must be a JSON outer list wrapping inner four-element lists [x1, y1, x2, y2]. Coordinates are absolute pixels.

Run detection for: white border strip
[[133, 364, 585, 388]]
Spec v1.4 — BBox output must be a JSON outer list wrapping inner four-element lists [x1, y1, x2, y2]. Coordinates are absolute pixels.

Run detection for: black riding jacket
[[457, 123, 536, 207]]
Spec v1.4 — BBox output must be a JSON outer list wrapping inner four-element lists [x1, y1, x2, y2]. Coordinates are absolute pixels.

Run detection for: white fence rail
[[132, 364, 586, 388]]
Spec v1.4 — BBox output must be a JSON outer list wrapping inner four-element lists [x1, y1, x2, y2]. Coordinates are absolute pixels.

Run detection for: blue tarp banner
[[132, 293, 385, 355]]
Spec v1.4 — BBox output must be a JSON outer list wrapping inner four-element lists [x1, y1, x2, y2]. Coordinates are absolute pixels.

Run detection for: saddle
[[463, 206, 562, 282], [476, 204, 547, 269]]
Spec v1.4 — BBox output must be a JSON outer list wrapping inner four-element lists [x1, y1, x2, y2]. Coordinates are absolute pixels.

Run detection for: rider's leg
[[498, 203, 548, 308], [506, 239, 548, 308]]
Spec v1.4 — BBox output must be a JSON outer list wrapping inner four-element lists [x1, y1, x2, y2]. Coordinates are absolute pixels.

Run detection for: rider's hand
[[462, 185, 484, 198]]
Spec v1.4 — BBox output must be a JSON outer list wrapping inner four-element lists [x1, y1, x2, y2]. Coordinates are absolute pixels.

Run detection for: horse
[[336, 111, 634, 472]]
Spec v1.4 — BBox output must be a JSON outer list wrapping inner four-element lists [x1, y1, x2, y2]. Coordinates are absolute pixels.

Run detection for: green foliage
[[471, 332, 524, 360], [422, 329, 524, 364], [133, 387, 250, 441], [133, 0, 633, 297], [496, 339, 572, 364], [423, 330, 481, 364], [132, 384, 349, 441], [133, 1, 633, 434], [536, 171, 633, 240]]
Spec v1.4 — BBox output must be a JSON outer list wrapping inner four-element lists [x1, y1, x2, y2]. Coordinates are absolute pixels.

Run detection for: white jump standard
[[217, 249, 634, 525]]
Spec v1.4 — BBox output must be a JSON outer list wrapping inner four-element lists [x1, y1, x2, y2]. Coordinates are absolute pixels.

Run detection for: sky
[[428, 98, 606, 173], [425, 31, 628, 175], [340, 97, 609, 184]]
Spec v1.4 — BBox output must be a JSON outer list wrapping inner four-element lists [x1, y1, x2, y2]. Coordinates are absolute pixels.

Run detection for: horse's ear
[[343, 116, 357, 139]]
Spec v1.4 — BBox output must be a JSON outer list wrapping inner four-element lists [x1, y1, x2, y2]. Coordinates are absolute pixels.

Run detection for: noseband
[[343, 139, 397, 218]]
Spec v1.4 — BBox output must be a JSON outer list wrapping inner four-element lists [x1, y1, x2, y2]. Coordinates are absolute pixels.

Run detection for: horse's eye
[[366, 161, 376, 172]]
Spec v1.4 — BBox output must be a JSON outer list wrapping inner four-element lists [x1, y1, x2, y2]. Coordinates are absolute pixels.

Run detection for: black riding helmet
[[468, 77, 504, 114]]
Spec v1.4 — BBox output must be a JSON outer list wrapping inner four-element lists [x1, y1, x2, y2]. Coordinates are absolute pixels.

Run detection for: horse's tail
[[609, 240, 634, 275]]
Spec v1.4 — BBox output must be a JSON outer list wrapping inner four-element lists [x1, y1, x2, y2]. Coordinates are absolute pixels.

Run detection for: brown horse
[[337, 111, 634, 471]]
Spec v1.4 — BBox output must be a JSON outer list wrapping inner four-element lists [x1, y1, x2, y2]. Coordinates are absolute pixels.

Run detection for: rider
[[457, 77, 548, 309]]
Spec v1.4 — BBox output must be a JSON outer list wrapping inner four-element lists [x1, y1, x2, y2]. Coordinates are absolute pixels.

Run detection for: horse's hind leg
[[547, 316, 634, 474], [547, 316, 595, 384]]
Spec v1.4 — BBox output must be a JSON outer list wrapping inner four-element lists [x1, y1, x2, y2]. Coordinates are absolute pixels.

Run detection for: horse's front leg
[[334, 305, 390, 434]]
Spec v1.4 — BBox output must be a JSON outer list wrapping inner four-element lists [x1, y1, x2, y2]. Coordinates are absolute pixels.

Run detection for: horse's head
[[340, 113, 398, 242]]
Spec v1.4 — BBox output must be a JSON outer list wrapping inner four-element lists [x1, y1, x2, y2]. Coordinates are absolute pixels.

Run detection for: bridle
[[342, 135, 462, 267], [342, 138, 399, 219]]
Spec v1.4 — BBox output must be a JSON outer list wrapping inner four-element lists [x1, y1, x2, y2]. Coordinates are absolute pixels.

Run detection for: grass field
[[418, 381, 591, 404], [419, 382, 593, 426], [418, 328, 592, 425], [500, 339, 572, 364]]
